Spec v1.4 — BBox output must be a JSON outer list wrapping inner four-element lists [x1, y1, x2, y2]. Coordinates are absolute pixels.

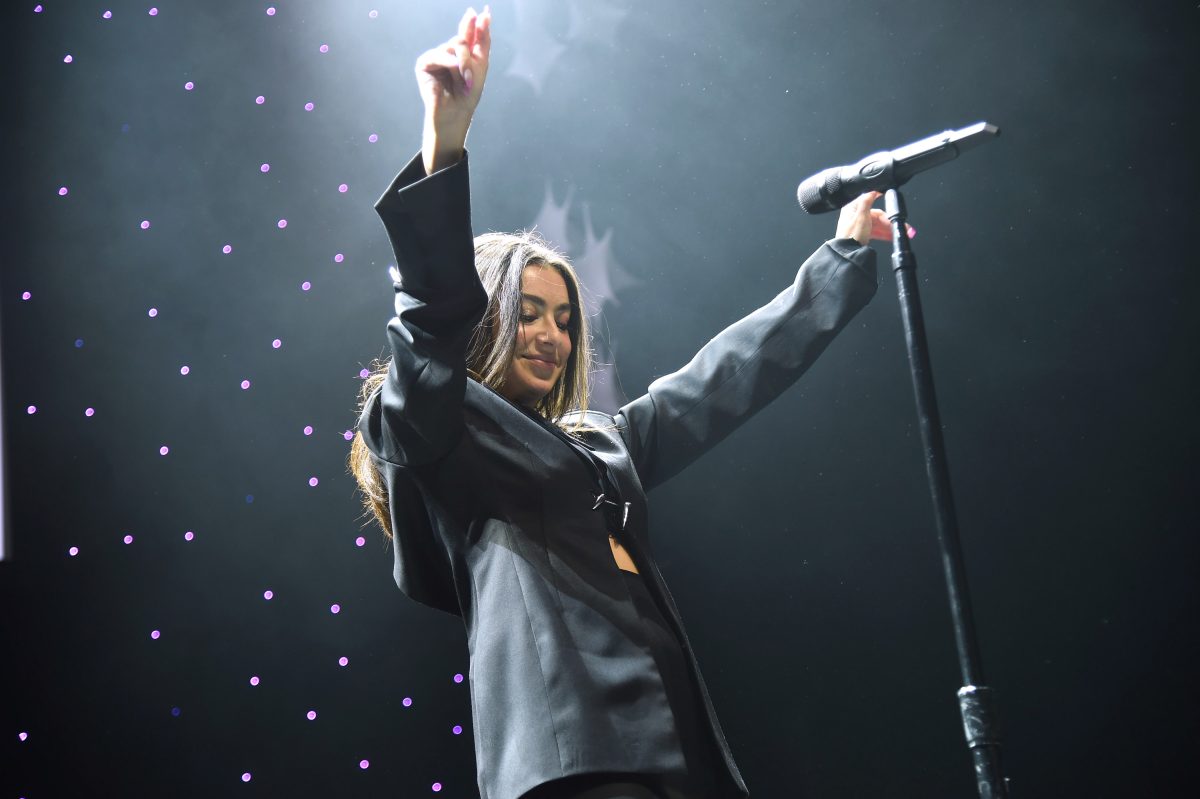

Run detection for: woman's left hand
[[836, 191, 915, 246]]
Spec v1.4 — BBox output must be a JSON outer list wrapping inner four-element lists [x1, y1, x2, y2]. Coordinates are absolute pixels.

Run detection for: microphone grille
[[797, 168, 842, 214]]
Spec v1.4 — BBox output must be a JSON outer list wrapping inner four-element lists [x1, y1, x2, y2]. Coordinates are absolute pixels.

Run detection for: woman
[[349, 8, 891, 799]]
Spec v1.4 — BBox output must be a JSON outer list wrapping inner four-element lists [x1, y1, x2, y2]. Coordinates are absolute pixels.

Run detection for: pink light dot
[[359, 760, 370, 770], [359, 368, 370, 379], [151, 629, 161, 640], [180, 365, 190, 375], [368, 133, 378, 143], [26, 405, 37, 415], [249, 676, 260, 686], [184, 81, 194, 91], [260, 163, 270, 173], [240, 380, 251, 390], [304, 102, 314, 111], [338, 656, 349, 667], [263, 590, 274, 600], [306, 710, 317, 720], [271, 338, 282, 349], [148, 307, 158, 317], [338, 183, 348, 193], [266, 7, 276, 15], [22, 291, 32, 300], [433, 783, 443, 792], [69, 546, 79, 557], [330, 603, 341, 614], [255, 95, 265, 105], [452, 725, 463, 735], [343, 430, 354, 441], [123, 534, 134, 545], [184, 531, 195, 541], [301, 281, 311, 291], [355, 536, 365, 547], [149, 7, 158, 16], [303, 425, 313, 436], [85, 407, 95, 417], [319, 44, 329, 53], [369, 10, 379, 19], [277, 219, 287, 229], [402, 697, 413, 707], [58, 186, 68, 196], [140, 219, 150, 229], [64, 54, 73, 64], [222, 244, 232, 254], [334, 253, 344, 263], [453, 673, 464, 683], [19, 731, 29, 741], [308, 476, 319, 487], [103, 10, 112, 19], [159, 445, 169, 456], [242, 773, 252, 783]]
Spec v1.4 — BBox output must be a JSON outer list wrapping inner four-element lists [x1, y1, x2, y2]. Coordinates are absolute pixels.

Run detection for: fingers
[[476, 6, 491, 58]]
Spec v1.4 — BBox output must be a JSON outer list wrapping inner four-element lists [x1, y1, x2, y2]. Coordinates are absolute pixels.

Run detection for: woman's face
[[500, 264, 573, 408]]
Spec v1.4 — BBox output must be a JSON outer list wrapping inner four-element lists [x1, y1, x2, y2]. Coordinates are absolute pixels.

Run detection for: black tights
[[518, 772, 667, 799]]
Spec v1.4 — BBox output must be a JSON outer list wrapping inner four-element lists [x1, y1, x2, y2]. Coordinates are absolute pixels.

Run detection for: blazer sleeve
[[358, 151, 488, 466], [614, 238, 878, 492]]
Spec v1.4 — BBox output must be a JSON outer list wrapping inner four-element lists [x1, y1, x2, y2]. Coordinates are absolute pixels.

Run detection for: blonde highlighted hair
[[348, 230, 593, 539]]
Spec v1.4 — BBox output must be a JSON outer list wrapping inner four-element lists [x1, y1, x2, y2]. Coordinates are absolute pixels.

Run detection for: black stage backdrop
[[2, 1, 1197, 797]]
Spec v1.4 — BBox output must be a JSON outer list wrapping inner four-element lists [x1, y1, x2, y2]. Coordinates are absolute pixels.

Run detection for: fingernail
[[907, 224, 917, 239], [463, 68, 474, 92]]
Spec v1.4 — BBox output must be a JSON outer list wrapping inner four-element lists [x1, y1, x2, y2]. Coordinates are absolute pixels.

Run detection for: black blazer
[[358, 151, 878, 799]]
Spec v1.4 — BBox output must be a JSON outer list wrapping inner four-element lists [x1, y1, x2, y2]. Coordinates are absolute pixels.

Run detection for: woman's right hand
[[417, 6, 492, 175]]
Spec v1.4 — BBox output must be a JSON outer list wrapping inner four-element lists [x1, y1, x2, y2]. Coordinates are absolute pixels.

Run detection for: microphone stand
[[884, 188, 1010, 798]]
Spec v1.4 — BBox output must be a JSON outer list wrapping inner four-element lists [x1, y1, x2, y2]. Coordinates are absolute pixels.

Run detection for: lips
[[524, 355, 559, 367]]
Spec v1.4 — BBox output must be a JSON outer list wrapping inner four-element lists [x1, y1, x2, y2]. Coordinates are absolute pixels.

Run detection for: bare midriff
[[608, 534, 639, 573]]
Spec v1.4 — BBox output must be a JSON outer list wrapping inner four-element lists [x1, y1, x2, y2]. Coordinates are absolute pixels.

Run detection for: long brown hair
[[348, 230, 593, 539]]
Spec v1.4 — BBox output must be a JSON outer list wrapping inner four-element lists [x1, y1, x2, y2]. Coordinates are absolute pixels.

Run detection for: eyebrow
[[521, 293, 572, 314]]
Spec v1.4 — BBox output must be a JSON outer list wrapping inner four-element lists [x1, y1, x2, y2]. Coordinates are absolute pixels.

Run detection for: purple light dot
[[34, 5, 43, 12], [151, 629, 161, 640], [249, 676, 260, 686], [334, 252, 344, 263], [277, 218, 287, 229], [304, 102, 314, 111], [343, 430, 354, 441], [140, 219, 150, 229], [22, 291, 31, 300], [240, 380, 251, 390], [453, 673, 464, 683], [338, 656, 349, 667], [266, 7, 276, 15], [149, 7, 158, 17], [301, 281, 311, 291], [75, 338, 85, 348], [123, 534, 134, 545], [255, 95, 265, 105], [369, 10, 379, 19], [432, 783, 443, 792], [452, 725, 463, 735], [330, 603, 340, 614], [85, 407, 95, 417], [19, 731, 29, 741], [64, 54, 73, 64], [402, 697, 413, 707], [303, 425, 313, 436], [103, 10, 112, 19], [69, 546, 79, 556], [245, 494, 254, 504], [184, 531, 195, 541], [222, 244, 232, 254], [368, 133, 378, 143], [242, 773, 252, 783], [263, 590, 274, 600], [171, 707, 181, 717], [308, 476, 319, 487], [359, 760, 370, 770], [355, 536, 365, 547], [159, 445, 169, 456], [319, 44, 329, 53], [26, 405, 37, 415], [260, 163, 270, 173], [58, 186, 68, 196], [180, 365, 190, 375], [306, 710, 317, 720], [338, 183, 348, 193], [358, 368, 370, 379], [184, 81, 194, 91], [148, 307, 158, 317], [271, 338, 281, 349]]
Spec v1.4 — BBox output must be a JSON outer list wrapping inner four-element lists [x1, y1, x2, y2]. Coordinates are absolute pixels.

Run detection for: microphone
[[797, 122, 1000, 214]]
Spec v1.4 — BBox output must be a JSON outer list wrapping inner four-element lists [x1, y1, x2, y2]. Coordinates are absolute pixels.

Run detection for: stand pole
[[885, 188, 1009, 798]]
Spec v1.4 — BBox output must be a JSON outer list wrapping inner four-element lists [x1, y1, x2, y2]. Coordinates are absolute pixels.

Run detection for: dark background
[[2, 1, 1197, 797]]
